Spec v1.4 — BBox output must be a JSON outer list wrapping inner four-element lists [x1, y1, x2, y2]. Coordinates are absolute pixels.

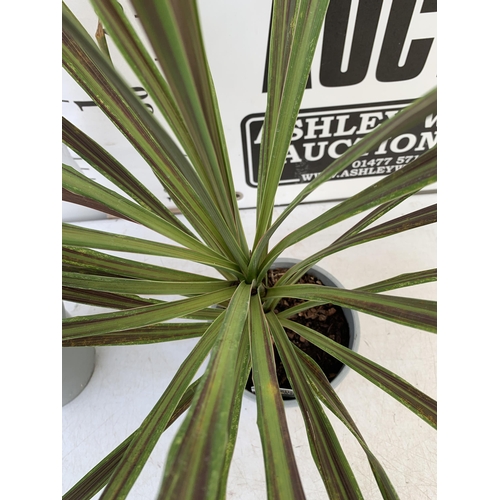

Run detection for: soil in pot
[[245, 268, 350, 400]]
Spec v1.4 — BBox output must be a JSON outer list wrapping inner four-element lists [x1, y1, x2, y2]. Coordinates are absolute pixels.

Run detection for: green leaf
[[62, 246, 219, 282], [253, 88, 437, 257], [98, 314, 225, 500], [62, 224, 243, 278], [256, 147, 436, 280], [63, 118, 193, 235], [62, 187, 134, 221], [63, 3, 248, 266], [296, 348, 401, 500], [63, 164, 214, 257], [62, 271, 236, 296], [330, 194, 415, 245], [272, 203, 437, 291], [215, 323, 252, 498], [251, 122, 437, 282], [63, 286, 159, 310], [326, 204, 437, 256], [87, 0, 216, 205], [62, 322, 210, 346], [248, 296, 306, 500], [255, 0, 331, 245], [126, 0, 247, 251], [62, 287, 235, 339], [268, 284, 436, 333], [62, 286, 221, 324], [268, 313, 364, 499], [62, 380, 200, 500], [279, 318, 437, 428], [156, 282, 252, 499], [63, 2, 208, 228], [355, 269, 437, 293], [268, 299, 325, 319]]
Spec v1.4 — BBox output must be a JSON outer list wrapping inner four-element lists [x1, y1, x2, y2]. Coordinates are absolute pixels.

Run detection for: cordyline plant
[[62, 1, 437, 499]]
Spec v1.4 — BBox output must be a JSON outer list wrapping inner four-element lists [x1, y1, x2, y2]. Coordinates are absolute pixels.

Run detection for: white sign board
[[62, 0, 437, 209]]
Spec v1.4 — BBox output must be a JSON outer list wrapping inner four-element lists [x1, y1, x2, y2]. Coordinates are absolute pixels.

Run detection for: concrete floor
[[62, 192, 437, 499]]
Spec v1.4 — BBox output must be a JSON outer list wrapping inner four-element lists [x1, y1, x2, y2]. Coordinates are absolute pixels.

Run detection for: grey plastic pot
[[245, 258, 360, 402], [273, 258, 360, 390], [62, 303, 96, 406]]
